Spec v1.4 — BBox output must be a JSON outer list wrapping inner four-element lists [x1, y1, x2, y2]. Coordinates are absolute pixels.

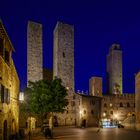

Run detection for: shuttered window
[[1, 84, 4, 103], [0, 84, 10, 104]]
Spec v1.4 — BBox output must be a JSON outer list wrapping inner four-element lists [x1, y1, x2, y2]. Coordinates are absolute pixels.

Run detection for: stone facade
[[107, 44, 122, 95], [101, 94, 135, 127], [135, 71, 140, 130], [89, 77, 102, 97], [76, 93, 101, 127], [53, 22, 74, 90], [0, 20, 20, 140], [27, 21, 43, 84], [53, 22, 76, 125]]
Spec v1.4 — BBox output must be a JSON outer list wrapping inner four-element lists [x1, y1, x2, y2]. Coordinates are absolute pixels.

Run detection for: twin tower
[[27, 21, 122, 95], [27, 21, 74, 92]]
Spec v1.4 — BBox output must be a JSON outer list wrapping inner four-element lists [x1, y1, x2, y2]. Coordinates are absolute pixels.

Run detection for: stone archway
[[3, 120, 7, 140], [11, 119, 16, 139], [27, 117, 36, 132]]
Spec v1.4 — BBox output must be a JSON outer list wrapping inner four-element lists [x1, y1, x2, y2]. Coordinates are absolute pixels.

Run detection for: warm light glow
[[79, 110, 82, 114], [103, 112, 106, 117], [19, 92, 24, 101], [114, 114, 118, 119], [66, 87, 69, 90]]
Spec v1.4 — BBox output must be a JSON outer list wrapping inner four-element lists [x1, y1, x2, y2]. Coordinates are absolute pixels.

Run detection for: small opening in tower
[[63, 52, 65, 58]]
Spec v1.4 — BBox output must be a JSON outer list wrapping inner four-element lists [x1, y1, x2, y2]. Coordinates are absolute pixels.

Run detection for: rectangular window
[[5, 49, 10, 64], [1, 85, 4, 103], [4, 88, 8, 103], [0, 38, 4, 57], [7, 91, 10, 104]]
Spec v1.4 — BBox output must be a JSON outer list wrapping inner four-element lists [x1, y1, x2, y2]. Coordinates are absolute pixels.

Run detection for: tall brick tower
[[27, 21, 43, 84], [53, 22, 74, 91], [53, 22, 76, 125], [107, 44, 122, 95]]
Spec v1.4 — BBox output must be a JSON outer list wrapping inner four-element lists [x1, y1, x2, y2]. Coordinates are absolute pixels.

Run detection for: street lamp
[[103, 112, 106, 117], [114, 114, 118, 126]]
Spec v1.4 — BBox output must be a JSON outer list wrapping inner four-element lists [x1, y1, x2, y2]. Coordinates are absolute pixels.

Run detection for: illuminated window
[[110, 103, 113, 107]]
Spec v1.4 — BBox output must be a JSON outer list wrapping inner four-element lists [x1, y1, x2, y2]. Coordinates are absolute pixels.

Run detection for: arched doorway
[[11, 119, 16, 139], [3, 120, 7, 140], [27, 117, 36, 132]]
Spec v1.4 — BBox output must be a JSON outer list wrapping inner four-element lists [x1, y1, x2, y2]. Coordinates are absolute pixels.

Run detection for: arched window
[[127, 103, 130, 107], [91, 110, 94, 115], [120, 102, 123, 107]]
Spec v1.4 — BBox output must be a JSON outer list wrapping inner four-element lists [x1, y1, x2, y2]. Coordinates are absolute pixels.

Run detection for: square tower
[[135, 71, 140, 130], [53, 22, 74, 91], [27, 21, 43, 84], [89, 77, 102, 97], [107, 44, 122, 95]]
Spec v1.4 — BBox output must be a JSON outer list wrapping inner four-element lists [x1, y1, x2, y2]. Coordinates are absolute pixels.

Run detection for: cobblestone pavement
[[23, 127, 140, 140]]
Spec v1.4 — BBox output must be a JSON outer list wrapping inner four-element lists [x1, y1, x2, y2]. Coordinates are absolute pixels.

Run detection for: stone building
[[101, 94, 135, 128], [135, 71, 140, 130], [76, 92, 102, 127], [89, 77, 102, 97], [0, 20, 20, 140], [27, 21, 43, 84], [53, 22, 76, 125], [107, 44, 122, 95]]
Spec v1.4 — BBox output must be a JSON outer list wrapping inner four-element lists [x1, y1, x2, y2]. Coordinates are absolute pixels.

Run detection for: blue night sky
[[1, 0, 140, 93]]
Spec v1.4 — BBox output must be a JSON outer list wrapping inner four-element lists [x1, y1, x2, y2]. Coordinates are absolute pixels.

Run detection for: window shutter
[[0, 84, 1, 102], [7, 90, 10, 104], [4, 88, 8, 103], [1, 85, 4, 103]]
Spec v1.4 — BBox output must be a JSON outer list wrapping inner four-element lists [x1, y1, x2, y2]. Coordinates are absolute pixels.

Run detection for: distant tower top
[[107, 43, 123, 95], [110, 44, 121, 51]]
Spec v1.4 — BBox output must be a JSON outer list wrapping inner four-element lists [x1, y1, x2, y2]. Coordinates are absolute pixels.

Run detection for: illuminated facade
[[76, 93, 101, 127], [0, 20, 20, 140], [101, 94, 135, 128], [107, 44, 122, 95]]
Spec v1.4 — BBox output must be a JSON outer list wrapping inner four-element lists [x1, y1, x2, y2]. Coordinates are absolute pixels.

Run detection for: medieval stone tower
[[27, 21, 43, 84], [89, 77, 102, 97], [107, 44, 122, 95], [53, 22, 76, 125], [135, 71, 140, 130], [53, 22, 74, 91]]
